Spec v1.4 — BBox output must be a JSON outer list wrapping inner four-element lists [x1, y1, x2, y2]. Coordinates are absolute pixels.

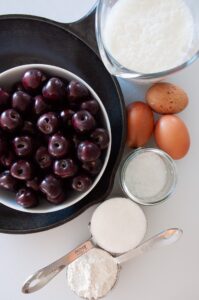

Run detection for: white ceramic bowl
[[0, 64, 111, 213]]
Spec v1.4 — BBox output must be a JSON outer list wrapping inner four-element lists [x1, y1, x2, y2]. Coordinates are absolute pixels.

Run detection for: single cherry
[[16, 188, 38, 208], [0, 170, 18, 191], [12, 91, 32, 113], [40, 175, 63, 199], [42, 77, 66, 101], [48, 134, 70, 158], [82, 159, 102, 175], [80, 100, 99, 115], [35, 146, 52, 169], [72, 175, 92, 192], [47, 192, 65, 204], [37, 112, 59, 135], [72, 110, 96, 134], [0, 109, 22, 131], [53, 159, 78, 178], [67, 81, 89, 102], [34, 95, 51, 115], [11, 160, 33, 180], [22, 69, 47, 93], [91, 128, 110, 150], [13, 136, 33, 157], [77, 141, 101, 162]]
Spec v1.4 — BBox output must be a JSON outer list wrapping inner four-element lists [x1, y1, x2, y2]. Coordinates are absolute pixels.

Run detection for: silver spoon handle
[[22, 240, 94, 294], [116, 228, 183, 265]]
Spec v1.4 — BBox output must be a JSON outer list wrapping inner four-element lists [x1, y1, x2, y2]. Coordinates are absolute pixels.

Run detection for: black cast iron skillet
[[0, 9, 126, 234]]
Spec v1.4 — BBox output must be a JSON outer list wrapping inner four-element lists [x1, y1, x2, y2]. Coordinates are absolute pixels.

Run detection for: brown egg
[[146, 82, 188, 114], [155, 115, 190, 160], [127, 101, 154, 148]]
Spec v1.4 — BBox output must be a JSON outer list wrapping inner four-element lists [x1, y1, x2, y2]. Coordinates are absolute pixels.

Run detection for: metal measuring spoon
[[22, 240, 94, 294], [68, 228, 183, 300], [22, 228, 182, 294], [115, 228, 183, 265]]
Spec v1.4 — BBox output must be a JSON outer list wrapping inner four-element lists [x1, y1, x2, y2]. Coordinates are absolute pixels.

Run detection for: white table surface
[[0, 1, 199, 300]]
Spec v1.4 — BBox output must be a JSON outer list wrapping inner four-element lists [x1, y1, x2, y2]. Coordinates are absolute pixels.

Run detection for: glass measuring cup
[[22, 228, 182, 295]]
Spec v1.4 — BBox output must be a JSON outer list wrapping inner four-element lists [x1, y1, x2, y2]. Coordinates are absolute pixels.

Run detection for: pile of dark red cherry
[[0, 69, 109, 208]]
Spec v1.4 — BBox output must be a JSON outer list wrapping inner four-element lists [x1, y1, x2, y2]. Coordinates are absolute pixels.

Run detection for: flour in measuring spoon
[[103, 0, 194, 73], [67, 248, 118, 300]]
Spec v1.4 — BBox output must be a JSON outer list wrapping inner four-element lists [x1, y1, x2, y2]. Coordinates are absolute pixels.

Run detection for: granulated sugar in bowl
[[90, 197, 147, 254], [120, 148, 177, 205]]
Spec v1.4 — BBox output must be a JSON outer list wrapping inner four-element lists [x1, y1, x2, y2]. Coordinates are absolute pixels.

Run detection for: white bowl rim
[[0, 64, 112, 213]]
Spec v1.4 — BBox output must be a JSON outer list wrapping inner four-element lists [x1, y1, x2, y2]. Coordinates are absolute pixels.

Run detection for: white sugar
[[90, 198, 147, 254], [124, 152, 168, 199], [104, 0, 194, 73]]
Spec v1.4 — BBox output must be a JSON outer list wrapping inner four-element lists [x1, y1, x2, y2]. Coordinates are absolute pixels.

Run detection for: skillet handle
[[61, 4, 98, 54]]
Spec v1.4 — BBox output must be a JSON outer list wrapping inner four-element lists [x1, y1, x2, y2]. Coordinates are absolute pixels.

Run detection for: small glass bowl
[[95, 0, 199, 82], [120, 148, 177, 206]]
